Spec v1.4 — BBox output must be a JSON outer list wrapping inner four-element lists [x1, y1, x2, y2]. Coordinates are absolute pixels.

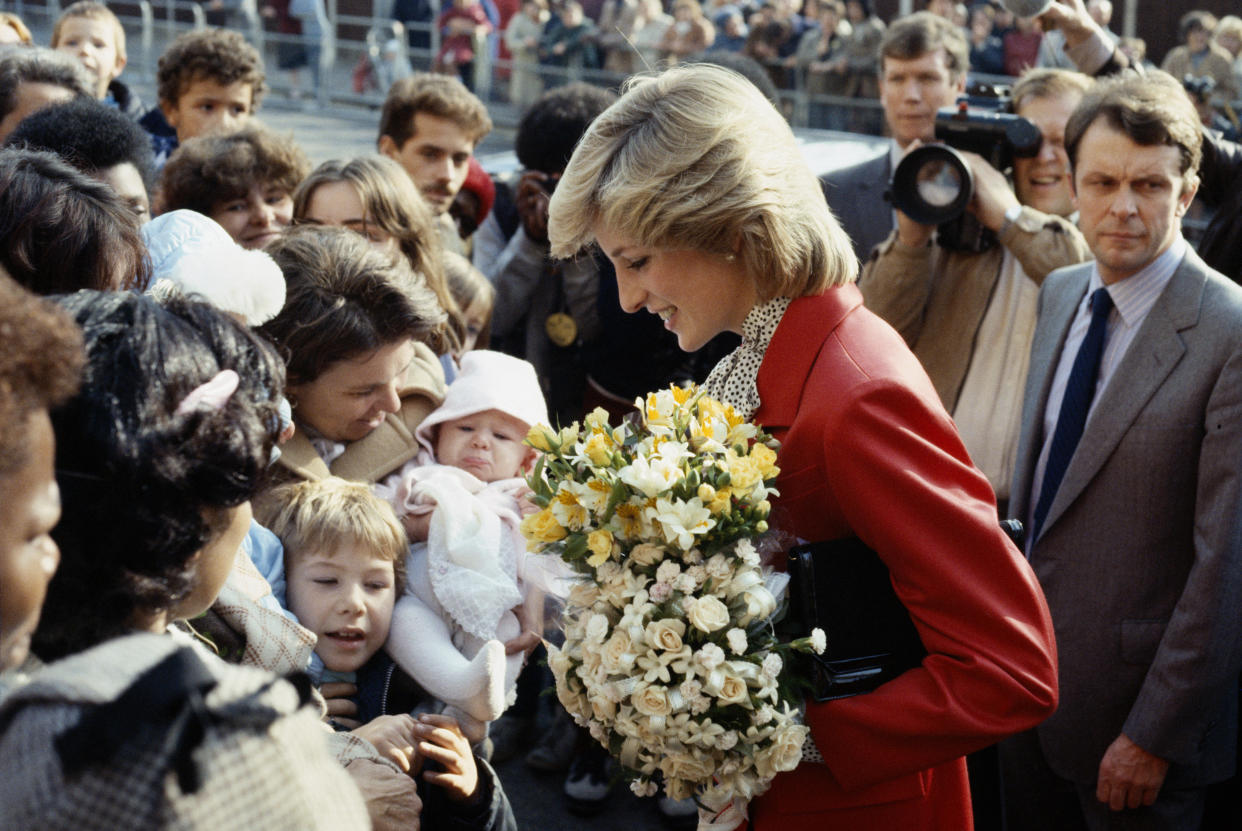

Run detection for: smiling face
[[879, 49, 965, 149], [287, 339, 416, 443], [0, 412, 61, 671], [286, 543, 396, 673], [1072, 119, 1197, 285], [1012, 91, 1082, 218], [593, 225, 757, 352], [380, 112, 475, 214], [210, 182, 293, 250], [435, 409, 534, 482], [162, 77, 253, 142], [54, 16, 125, 99]]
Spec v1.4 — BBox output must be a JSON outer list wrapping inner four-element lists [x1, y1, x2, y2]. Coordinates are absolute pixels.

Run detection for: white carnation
[[697, 642, 726, 670], [810, 628, 827, 654], [726, 627, 748, 655]]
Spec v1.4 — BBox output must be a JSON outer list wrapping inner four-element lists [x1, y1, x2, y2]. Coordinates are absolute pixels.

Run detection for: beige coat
[[859, 206, 1090, 412]]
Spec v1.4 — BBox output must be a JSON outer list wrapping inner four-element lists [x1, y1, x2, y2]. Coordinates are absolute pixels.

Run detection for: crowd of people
[[2, 0, 1242, 829]]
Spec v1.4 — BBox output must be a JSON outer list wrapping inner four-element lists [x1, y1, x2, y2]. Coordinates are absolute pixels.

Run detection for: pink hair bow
[[175, 369, 240, 417]]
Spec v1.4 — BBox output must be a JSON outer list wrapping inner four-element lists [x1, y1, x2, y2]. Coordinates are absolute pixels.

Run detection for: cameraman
[[1038, 0, 1242, 283], [859, 68, 1093, 512]]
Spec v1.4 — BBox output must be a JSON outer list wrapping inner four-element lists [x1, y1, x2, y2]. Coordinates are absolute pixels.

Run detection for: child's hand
[[322, 681, 362, 729], [353, 714, 420, 772], [415, 713, 482, 804], [402, 511, 433, 542], [516, 486, 539, 517]]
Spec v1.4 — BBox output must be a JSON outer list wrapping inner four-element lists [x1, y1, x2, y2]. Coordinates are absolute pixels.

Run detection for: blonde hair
[[52, 1, 126, 63], [547, 64, 856, 299], [258, 477, 408, 586], [293, 155, 463, 354]]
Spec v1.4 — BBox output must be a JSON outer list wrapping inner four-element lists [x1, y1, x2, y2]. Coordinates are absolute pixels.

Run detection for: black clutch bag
[[786, 538, 927, 702], [786, 521, 1024, 702]]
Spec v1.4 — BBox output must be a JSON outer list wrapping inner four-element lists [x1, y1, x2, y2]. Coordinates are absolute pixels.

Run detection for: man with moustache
[[378, 72, 492, 255], [860, 67, 1093, 515], [1004, 70, 1242, 830]]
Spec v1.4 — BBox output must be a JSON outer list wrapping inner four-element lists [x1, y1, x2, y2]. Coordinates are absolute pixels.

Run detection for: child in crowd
[[50, 2, 143, 119], [443, 249, 494, 358], [0, 147, 149, 294], [160, 123, 309, 249], [435, 0, 492, 85], [0, 48, 92, 143], [6, 97, 155, 224], [139, 28, 266, 165], [0, 274, 82, 682], [259, 477, 519, 826], [379, 350, 558, 727]]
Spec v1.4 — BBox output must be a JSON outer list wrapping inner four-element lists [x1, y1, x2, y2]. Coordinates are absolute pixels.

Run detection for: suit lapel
[[1011, 267, 1088, 520], [1039, 255, 1204, 536]]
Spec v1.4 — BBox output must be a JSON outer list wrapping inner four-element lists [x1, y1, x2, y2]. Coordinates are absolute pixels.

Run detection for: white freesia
[[646, 496, 716, 551], [618, 452, 683, 498]]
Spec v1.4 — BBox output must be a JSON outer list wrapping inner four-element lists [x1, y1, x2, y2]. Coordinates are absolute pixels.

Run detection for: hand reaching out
[[415, 713, 483, 805], [353, 714, 420, 772]]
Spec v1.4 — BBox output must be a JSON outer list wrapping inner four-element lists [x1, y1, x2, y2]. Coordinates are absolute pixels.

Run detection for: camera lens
[[889, 144, 974, 226]]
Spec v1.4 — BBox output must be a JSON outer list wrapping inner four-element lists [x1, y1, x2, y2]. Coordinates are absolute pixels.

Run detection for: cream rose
[[688, 595, 730, 633], [601, 630, 637, 674], [661, 752, 715, 783], [645, 618, 687, 652], [590, 694, 617, 722], [632, 682, 672, 717], [716, 670, 750, 705], [755, 723, 808, 778]]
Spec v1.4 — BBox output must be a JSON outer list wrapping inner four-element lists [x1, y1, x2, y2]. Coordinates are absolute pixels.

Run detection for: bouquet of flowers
[[521, 385, 826, 820]]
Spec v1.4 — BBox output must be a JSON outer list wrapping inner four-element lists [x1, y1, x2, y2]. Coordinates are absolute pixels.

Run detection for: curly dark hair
[[0, 147, 149, 293], [160, 123, 310, 214], [515, 82, 617, 175], [155, 27, 266, 111], [33, 291, 285, 661], [259, 225, 448, 385], [5, 98, 156, 190], [0, 270, 84, 475]]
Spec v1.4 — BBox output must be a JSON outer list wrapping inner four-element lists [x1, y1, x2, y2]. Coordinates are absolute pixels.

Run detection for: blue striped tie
[[1032, 287, 1113, 540]]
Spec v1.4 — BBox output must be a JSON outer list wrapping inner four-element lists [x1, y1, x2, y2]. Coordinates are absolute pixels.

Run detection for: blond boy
[[51, 2, 138, 116]]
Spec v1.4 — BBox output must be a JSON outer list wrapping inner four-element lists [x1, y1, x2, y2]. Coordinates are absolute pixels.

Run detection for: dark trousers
[[1000, 730, 1207, 831]]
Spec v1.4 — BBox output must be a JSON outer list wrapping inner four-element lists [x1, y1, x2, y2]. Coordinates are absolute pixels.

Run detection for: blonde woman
[[293, 155, 465, 358], [546, 63, 1058, 830]]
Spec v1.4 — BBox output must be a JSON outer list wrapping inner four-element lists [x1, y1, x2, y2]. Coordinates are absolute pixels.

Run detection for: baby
[[379, 350, 553, 727]]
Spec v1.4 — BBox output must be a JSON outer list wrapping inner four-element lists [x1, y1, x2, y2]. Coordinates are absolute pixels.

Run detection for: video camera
[[888, 83, 1042, 252]]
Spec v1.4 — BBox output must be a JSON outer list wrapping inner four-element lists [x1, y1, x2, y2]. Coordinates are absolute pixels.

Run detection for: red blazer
[[747, 285, 1058, 830]]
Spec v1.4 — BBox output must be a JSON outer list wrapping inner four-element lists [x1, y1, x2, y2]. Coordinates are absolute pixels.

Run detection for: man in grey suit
[[1004, 70, 1242, 829], [820, 12, 966, 264]]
